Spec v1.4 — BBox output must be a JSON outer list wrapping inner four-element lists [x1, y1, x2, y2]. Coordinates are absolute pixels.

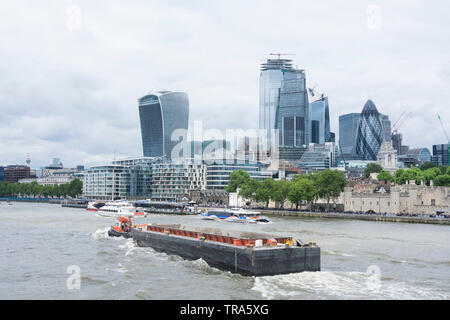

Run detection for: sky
[[1, 0, 449, 169]]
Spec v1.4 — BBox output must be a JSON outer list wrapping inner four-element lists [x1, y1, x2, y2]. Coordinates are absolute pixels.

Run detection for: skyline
[[1, 1, 450, 168]]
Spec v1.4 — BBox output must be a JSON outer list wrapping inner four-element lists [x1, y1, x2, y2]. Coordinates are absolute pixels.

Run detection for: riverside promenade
[[260, 210, 450, 225]]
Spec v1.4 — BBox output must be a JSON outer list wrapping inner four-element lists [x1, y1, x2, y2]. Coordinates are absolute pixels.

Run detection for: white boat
[[200, 208, 271, 224], [86, 201, 106, 212], [96, 200, 146, 218]]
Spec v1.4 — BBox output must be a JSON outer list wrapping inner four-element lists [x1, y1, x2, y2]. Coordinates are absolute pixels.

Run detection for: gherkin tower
[[355, 100, 383, 160]]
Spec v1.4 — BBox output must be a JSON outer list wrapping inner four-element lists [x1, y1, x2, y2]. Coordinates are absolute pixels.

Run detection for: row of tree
[[364, 163, 450, 186], [225, 169, 347, 209], [0, 179, 83, 198]]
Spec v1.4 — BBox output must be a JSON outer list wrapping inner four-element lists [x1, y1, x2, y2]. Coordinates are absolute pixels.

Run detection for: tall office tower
[[380, 114, 392, 142], [259, 58, 310, 147], [355, 100, 384, 160], [391, 132, 403, 155], [138, 91, 189, 158], [432, 144, 450, 166], [310, 96, 331, 144], [339, 113, 361, 158]]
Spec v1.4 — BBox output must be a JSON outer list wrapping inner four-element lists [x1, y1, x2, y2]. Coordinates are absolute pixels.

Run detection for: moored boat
[[86, 201, 106, 212], [200, 208, 272, 224]]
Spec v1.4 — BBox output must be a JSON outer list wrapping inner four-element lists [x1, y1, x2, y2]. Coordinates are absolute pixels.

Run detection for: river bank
[[259, 210, 450, 225]]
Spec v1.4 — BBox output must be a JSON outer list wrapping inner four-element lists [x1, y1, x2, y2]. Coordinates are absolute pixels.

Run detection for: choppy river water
[[1, 202, 449, 300]]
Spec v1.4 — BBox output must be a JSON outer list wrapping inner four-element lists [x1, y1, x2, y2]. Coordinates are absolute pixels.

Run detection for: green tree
[[68, 179, 83, 197], [434, 174, 450, 186], [377, 170, 394, 183], [225, 170, 251, 193], [438, 165, 448, 175], [238, 179, 260, 205], [255, 178, 275, 208], [271, 180, 292, 209], [288, 178, 317, 210], [364, 163, 383, 178], [314, 170, 347, 204], [419, 161, 435, 170]]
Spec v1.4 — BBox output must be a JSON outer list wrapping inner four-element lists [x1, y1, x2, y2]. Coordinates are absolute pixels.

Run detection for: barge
[[132, 225, 320, 276]]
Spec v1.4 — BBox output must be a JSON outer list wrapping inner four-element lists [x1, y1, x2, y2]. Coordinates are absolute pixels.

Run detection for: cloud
[[0, 0, 449, 168]]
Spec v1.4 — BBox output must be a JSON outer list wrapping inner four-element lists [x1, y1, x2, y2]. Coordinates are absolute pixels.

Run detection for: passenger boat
[[199, 208, 271, 223], [96, 200, 146, 218], [134, 200, 195, 215], [86, 201, 106, 212], [61, 198, 89, 209], [108, 216, 133, 238]]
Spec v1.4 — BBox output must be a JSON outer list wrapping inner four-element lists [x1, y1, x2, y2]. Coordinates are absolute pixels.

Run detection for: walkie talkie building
[[355, 100, 384, 160], [138, 91, 189, 159]]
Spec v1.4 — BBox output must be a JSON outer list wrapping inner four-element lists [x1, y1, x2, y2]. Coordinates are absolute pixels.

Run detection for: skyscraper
[[138, 91, 189, 158], [339, 113, 360, 158], [355, 100, 384, 160], [310, 96, 331, 144], [259, 58, 309, 147]]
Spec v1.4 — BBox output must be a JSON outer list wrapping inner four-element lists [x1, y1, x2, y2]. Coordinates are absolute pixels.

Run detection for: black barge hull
[[131, 228, 320, 276]]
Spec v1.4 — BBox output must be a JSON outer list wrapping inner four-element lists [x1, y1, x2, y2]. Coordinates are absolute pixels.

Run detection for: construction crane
[[392, 111, 412, 134], [437, 114, 450, 166]]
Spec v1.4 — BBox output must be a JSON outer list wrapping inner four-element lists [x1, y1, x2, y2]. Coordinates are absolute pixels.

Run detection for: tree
[[314, 170, 347, 204], [434, 174, 450, 186], [377, 170, 394, 183], [422, 168, 441, 186], [225, 170, 251, 193], [238, 179, 260, 205], [255, 178, 275, 208], [271, 180, 291, 209], [419, 161, 436, 171], [438, 165, 448, 175], [364, 163, 383, 178], [68, 179, 83, 197], [288, 178, 317, 210]]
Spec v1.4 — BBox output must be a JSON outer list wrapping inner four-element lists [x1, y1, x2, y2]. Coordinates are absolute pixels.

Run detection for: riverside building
[[205, 159, 274, 190], [82, 165, 131, 200], [150, 158, 207, 201]]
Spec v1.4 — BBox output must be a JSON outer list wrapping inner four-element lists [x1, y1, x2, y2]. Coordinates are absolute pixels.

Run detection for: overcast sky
[[1, 0, 449, 169]]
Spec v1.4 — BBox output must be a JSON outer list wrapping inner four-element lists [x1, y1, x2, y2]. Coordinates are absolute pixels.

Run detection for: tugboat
[[108, 216, 133, 238]]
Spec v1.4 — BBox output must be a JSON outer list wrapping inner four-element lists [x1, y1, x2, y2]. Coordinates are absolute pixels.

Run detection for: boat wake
[[252, 271, 448, 300], [91, 227, 110, 239]]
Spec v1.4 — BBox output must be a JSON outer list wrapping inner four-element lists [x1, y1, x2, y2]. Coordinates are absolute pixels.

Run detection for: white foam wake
[[252, 271, 447, 300], [91, 227, 110, 239]]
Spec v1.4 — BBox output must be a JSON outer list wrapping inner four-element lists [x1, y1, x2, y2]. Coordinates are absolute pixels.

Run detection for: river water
[[1, 202, 449, 300]]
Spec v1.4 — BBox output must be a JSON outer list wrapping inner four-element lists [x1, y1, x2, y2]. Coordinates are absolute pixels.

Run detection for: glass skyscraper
[[259, 58, 309, 147], [310, 96, 331, 144], [138, 91, 189, 158], [339, 113, 361, 158], [355, 100, 384, 160]]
